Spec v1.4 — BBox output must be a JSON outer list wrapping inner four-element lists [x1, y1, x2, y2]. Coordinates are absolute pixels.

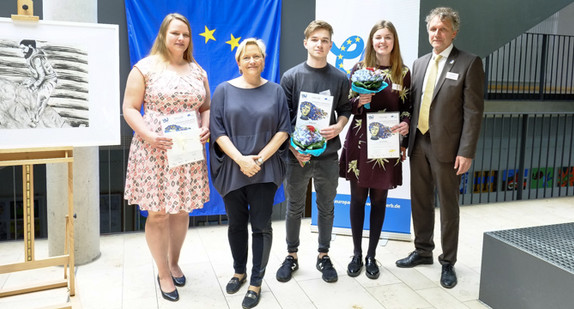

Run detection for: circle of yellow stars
[[199, 25, 241, 51]]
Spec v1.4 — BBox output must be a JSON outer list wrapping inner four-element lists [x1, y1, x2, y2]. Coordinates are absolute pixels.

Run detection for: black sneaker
[[316, 255, 338, 283], [347, 255, 363, 277], [276, 256, 298, 282]]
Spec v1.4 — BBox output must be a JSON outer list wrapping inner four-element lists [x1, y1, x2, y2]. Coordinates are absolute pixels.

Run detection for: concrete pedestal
[[479, 223, 574, 309], [44, 0, 100, 266], [47, 147, 100, 264]]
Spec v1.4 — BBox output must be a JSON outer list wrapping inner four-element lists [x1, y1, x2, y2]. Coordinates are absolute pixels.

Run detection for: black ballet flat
[[172, 274, 186, 287], [226, 274, 247, 294], [157, 276, 179, 302], [242, 289, 261, 309]]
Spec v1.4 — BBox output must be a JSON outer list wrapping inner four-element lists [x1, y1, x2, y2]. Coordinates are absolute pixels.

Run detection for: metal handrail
[[484, 33, 574, 100]]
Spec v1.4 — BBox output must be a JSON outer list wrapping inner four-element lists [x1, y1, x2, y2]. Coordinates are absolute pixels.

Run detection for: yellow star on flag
[[226, 34, 241, 51], [339, 63, 344, 69], [338, 54, 343, 59], [199, 26, 216, 43], [341, 46, 346, 51], [355, 37, 361, 42], [347, 39, 352, 45]]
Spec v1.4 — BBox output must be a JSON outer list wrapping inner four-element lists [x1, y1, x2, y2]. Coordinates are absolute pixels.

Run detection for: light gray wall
[[279, 0, 315, 75], [557, 2, 574, 35], [418, 0, 574, 58]]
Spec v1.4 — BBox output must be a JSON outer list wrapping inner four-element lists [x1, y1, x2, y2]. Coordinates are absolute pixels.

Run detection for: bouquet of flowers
[[290, 125, 326, 156], [349, 67, 389, 109]]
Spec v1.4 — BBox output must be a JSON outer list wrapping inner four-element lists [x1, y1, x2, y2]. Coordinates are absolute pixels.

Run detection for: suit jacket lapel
[[433, 47, 459, 100], [416, 54, 433, 107]]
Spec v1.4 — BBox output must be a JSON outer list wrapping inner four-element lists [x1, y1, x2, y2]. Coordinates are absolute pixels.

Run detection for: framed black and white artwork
[[0, 18, 119, 149]]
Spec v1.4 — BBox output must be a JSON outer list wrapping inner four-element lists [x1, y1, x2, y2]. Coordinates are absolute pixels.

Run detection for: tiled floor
[[1, 196, 573, 308]]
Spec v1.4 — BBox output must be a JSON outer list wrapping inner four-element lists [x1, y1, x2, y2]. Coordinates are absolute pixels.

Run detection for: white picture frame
[[0, 18, 120, 149]]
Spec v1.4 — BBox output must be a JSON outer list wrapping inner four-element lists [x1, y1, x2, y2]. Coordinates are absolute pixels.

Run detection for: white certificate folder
[[160, 112, 204, 168], [366, 112, 400, 159]]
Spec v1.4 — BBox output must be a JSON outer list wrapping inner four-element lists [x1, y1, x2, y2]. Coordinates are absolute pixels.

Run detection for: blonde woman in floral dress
[[339, 20, 412, 280], [123, 13, 210, 302]]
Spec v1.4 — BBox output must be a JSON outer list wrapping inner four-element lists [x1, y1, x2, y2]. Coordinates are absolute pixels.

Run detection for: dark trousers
[[285, 158, 339, 253], [224, 182, 277, 287], [410, 131, 461, 265]]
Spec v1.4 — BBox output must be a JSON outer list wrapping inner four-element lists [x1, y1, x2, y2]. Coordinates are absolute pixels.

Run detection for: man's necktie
[[418, 55, 442, 134]]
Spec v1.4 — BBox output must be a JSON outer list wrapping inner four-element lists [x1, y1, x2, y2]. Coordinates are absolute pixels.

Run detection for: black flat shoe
[[347, 255, 363, 277], [172, 274, 186, 287], [157, 276, 179, 302], [226, 274, 247, 294], [242, 289, 261, 309], [365, 256, 380, 279]]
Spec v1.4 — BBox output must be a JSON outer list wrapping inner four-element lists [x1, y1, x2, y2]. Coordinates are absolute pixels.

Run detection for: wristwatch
[[257, 158, 263, 165]]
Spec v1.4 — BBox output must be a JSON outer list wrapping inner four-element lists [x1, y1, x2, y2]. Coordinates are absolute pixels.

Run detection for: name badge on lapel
[[446, 72, 459, 80]]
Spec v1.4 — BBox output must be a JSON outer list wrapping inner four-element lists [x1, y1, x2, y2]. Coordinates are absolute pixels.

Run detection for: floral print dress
[[339, 63, 412, 190], [124, 56, 209, 213]]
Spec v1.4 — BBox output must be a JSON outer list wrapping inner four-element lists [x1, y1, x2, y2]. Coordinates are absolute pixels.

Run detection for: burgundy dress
[[339, 63, 412, 189]]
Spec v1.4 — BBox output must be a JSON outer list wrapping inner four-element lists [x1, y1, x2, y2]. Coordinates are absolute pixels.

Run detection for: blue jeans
[[285, 157, 339, 254]]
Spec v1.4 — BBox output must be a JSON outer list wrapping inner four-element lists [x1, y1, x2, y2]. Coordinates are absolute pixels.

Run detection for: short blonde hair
[[235, 38, 266, 63]]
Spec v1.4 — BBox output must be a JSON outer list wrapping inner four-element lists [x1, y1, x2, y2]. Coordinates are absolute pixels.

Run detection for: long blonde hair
[[150, 13, 195, 63], [362, 20, 404, 87]]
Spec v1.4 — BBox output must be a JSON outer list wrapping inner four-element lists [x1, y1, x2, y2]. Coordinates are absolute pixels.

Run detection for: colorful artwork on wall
[[473, 170, 498, 193], [530, 168, 554, 189], [556, 166, 574, 187], [501, 169, 529, 191]]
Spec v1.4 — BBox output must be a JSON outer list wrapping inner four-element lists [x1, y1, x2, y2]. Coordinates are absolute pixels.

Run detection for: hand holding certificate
[[160, 112, 204, 168], [291, 91, 333, 158], [366, 112, 400, 159]]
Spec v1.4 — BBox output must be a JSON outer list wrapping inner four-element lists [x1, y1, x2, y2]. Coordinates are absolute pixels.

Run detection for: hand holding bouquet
[[349, 67, 389, 109], [290, 125, 326, 157]]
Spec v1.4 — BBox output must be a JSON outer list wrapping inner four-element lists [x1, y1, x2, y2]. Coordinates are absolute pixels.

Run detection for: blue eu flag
[[124, 0, 284, 217], [125, 0, 282, 93]]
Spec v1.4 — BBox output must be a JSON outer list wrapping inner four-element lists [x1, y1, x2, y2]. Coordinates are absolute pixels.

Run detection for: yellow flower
[[348, 160, 359, 178]]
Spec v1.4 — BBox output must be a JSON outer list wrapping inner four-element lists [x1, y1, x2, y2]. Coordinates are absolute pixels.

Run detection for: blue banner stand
[[311, 192, 412, 241]]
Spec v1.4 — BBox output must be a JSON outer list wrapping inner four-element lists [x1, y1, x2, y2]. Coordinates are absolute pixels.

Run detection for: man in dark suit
[[395, 7, 484, 289]]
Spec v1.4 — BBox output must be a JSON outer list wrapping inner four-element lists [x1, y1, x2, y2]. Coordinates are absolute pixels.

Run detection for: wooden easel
[[5, 5, 73, 305], [0, 148, 75, 307], [2, 3, 74, 306]]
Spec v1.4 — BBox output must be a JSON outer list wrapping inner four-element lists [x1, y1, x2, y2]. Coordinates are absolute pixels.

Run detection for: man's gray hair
[[426, 7, 460, 32]]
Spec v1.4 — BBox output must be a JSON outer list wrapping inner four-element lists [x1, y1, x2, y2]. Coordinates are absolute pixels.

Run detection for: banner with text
[[313, 0, 420, 239]]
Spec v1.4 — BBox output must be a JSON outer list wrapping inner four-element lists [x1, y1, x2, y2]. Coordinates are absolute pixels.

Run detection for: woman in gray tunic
[[209, 38, 290, 309]]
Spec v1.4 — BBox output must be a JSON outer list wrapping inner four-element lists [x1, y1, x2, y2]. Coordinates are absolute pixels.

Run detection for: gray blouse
[[209, 81, 291, 197]]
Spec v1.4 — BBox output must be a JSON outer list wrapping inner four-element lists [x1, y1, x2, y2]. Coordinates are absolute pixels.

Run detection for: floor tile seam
[[412, 286, 463, 309], [369, 281, 435, 308], [205, 250, 238, 308], [269, 276, 318, 309], [362, 280, 403, 309]]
